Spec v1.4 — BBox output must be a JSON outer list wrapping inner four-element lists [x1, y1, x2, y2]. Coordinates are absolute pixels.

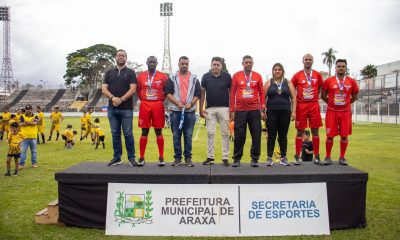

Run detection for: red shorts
[[325, 110, 352, 137], [295, 102, 323, 129], [138, 101, 165, 129]]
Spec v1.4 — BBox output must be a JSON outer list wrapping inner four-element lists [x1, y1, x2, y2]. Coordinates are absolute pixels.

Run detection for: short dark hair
[[36, 106, 42, 110], [336, 59, 347, 65], [211, 57, 222, 63], [179, 56, 189, 62], [116, 49, 127, 56], [242, 55, 253, 61], [94, 118, 100, 123], [305, 130, 311, 136], [73, 130, 78, 135], [67, 124, 72, 129], [10, 122, 18, 128], [54, 107, 59, 110]]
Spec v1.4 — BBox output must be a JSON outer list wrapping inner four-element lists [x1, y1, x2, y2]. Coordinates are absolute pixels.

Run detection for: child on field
[[5, 122, 25, 176], [93, 118, 105, 149], [62, 124, 77, 149], [301, 130, 314, 162]]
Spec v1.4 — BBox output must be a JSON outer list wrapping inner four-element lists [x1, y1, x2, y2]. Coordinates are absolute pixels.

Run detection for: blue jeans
[[20, 138, 37, 166], [107, 107, 135, 160], [170, 111, 196, 159]]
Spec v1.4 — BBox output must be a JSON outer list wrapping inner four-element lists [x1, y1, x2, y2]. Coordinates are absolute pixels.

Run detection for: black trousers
[[267, 109, 291, 157], [233, 110, 261, 161]]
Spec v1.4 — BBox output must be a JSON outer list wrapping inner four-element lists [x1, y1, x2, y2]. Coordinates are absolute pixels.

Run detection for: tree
[[64, 44, 117, 89], [360, 64, 377, 79], [321, 48, 337, 77]]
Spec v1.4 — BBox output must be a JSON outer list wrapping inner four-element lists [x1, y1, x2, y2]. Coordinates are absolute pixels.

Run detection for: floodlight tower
[[160, 2, 173, 76], [0, 6, 14, 95]]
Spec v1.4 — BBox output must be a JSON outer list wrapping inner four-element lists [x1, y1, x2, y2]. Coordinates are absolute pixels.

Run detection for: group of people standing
[[102, 50, 359, 168]]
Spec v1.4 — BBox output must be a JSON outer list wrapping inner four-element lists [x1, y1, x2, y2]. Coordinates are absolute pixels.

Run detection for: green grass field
[[0, 117, 399, 240]]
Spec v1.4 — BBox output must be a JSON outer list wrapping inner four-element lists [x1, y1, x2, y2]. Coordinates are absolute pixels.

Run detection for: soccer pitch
[[0, 117, 399, 240]]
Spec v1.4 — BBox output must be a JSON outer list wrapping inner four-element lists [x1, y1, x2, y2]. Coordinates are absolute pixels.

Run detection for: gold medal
[[278, 89, 282, 95]]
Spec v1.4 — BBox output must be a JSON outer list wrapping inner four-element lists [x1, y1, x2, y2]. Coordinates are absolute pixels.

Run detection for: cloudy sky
[[1, 0, 399, 88]]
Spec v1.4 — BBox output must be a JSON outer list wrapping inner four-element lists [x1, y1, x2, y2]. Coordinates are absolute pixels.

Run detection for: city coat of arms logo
[[114, 190, 154, 227]]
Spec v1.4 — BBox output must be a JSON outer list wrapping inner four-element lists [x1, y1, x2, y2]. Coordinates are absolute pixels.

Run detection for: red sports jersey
[[322, 76, 359, 111], [230, 71, 265, 111], [291, 70, 323, 102], [137, 70, 168, 101]]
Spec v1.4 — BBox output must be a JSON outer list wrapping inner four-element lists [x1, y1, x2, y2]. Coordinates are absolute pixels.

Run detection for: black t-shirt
[[103, 66, 137, 109], [301, 140, 313, 162], [201, 71, 231, 108]]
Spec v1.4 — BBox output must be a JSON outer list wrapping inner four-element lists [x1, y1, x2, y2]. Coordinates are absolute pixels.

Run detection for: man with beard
[[102, 49, 137, 167]]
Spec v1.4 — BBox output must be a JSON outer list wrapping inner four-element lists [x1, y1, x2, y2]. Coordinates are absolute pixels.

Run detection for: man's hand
[[112, 97, 123, 107], [261, 111, 266, 121], [200, 109, 207, 118], [185, 103, 192, 111], [230, 112, 235, 122]]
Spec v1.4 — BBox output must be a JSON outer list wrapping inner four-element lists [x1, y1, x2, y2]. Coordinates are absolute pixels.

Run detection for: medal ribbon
[[336, 75, 346, 92], [243, 71, 252, 88], [147, 70, 156, 90], [304, 70, 313, 87]]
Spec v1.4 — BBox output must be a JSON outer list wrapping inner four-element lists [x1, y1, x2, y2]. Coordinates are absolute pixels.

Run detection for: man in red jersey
[[321, 59, 359, 165], [137, 56, 169, 166], [230, 55, 266, 167], [291, 54, 324, 165]]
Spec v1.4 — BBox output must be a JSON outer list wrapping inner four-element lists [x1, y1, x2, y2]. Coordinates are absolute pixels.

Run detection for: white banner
[[106, 183, 329, 236]]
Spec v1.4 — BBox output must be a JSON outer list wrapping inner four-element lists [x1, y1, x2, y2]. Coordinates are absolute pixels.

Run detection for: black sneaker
[[202, 158, 214, 165], [4, 172, 11, 177], [172, 158, 182, 166], [321, 157, 332, 166], [13, 170, 18, 176], [137, 158, 145, 167], [314, 155, 321, 165], [232, 159, 240, 167], [158, 158, 165, 167], [266, 157, 273, 166], [128, 158, 138, 167], [222, 159, 229, 167], [107, 158, 122, 166], [339, 158, 348, 166], [185, 158, 194, 167], [280, 157, 290, 166], [293, 154, 301, 165], [250, 159, 259, 167]]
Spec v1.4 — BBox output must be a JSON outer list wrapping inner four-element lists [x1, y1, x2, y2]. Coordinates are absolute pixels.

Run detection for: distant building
[[376, 60, 400, 75]]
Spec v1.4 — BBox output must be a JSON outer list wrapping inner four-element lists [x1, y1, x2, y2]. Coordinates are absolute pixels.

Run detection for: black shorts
[[7, 153, 21, 158], [62, 135, 67, 140], [99, 136, 105, 141]]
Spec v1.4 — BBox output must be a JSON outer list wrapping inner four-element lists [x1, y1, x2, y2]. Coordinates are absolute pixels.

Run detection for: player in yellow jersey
[[62, 124, 77, 149], [93, 118, 105, 149], [80, 111, 87, 142], [15, 108, 23, 122], [48, 107, 64, 141], [36, 106, 46, 144], [0, 106, 11, 141], [80, 108, 95, 144], [4, 122, 25, 176]]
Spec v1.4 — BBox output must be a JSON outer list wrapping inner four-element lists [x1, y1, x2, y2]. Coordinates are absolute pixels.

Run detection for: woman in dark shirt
[[263, 63, 296, 166]]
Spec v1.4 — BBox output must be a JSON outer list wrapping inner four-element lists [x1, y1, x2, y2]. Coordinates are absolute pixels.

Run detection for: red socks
[[326, 139, 333, 158], [139, 136, 148, 159], [340, 139, 348, 158], [156, 135, 164, 159], [312, 136, 320, 156], [295, 137, 303, 157]]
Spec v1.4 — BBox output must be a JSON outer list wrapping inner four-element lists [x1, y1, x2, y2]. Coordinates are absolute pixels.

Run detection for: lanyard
[[304, 70, 313, 86], [243, 71, 252, 88], [179, 108, 185, 130], [276, 78, 283, 94], [147, 70, 156, 89], [336, 75, 346, 92]]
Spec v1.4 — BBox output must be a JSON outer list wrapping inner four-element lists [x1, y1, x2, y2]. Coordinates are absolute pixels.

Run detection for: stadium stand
[[68, 101, 88, 112], [44, 89, 66, 112], [4, 89, 28, 109]]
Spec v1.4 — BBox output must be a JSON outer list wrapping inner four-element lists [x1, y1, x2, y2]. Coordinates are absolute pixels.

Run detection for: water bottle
[[178, 108, 185, 129]]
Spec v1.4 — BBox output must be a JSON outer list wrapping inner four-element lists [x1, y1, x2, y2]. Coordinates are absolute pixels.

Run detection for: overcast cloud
[[1, 0, 399, 88]]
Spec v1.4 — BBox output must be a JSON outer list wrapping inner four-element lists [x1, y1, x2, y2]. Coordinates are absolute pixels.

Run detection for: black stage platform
[[55, 162, 368, 230]]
